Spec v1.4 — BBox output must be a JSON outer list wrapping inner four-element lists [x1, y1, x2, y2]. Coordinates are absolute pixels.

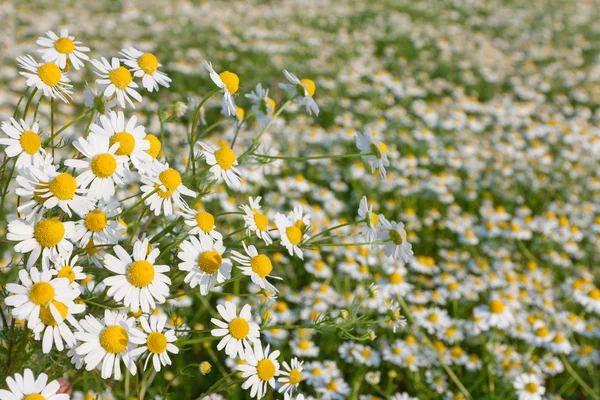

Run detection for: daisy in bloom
[[91, 57, 142, 108], [102, 238, 171, 313], [245, 83, 276, 128], [473, 298, 515, 329], [177, 235, 232, 295], [140, 162, 196, 216], [211, 301, 260, 359], [65, 133, 129, 201], [75, 200, 124, 250], [278, 357, 304, 394], [355, 129, 390, 178], [284, 394, 305, 400], [317, 378, 351, 399], [238, 341, 281, 399], [74, 310, 141, 379], [0, 368, 69, 400], [36, 29, 90, 70], [51, 251, 86, 288], [180, 205, 223, 241], [240, 196, 273, 245], [17, 55, 72, 102], [195, 142, 242, 188], [357, 196, 379, 242], [514, 373, 545, 400], [231, 242, 282, 293], [203, 60, 239, 116], [574, 287, 600, 315], [120, 47, 171, 92], [377, 216, 414, 263], [128, 315, 179, 371], [7, 215, 78, 269], [278, 69, 319, 116], [90, 111, 151, 170], [275, 212, 305, 259], [0, 118, 46, 168]]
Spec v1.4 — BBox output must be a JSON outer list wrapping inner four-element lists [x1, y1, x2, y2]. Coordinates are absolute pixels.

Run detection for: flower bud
[[200, 361, 212, 375]]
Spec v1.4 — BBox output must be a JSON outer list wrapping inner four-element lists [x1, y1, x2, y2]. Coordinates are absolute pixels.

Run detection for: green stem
[[560, 354, 600, 400]]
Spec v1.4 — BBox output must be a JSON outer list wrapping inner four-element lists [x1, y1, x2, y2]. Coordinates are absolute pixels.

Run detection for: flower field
[[1, 0, 600, 399]]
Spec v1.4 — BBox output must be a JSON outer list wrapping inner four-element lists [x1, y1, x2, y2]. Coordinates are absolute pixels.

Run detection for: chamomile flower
[[51, 251, 86, 288], [90, 111, 151, 170], [275, 213, 304, 259], [91, 57, 142, 108], [17, 55, 72, 102], [74, 310, 141, 380], [231, 243, 282, 293], [574, 287, 600, 315], [140, 162, 196, 216], [514, 373, 545, 400], [0, 369, 69, 400], [128, 315, 179, 371], [181, 205, 223, 241], [473, 298, 515, 330], [75, 200, 124, 250], [195, 142, 242, 188], [355, 129, 390, 178], [65, 133, 129, 201], [238, 341, 281, 399], [240, 196, 273, 245], [376, 216, 414, 263], [245, 83, 276, 128], [7, 215, 78, 269], [278, 357, 304, 394], [120, 47, 171, 92], [177, 235, 232, 295], [102, 238, 171, 313], [36, 29, 90, 70], [0, 118, 45, 168], [357, 196, 379, 242], [279, 70, 319, 116], [203, 60, 239, 116], [211, 301, 260, 359], [317, 378, 351, 400]]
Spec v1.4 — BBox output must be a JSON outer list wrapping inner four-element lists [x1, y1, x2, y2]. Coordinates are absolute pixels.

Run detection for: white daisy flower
[[83, 83, 117, 116], [17, 55, 72, 102], [177, 235, 232, 295], [90, 110, 151, 171], [0, 369, 69, 400], [211, 301, 260, 359], [231, 242, 282, 293], [278, 69, 319, 116], [278, 357, 304, 394], [36, 29, 90, 70], [355, 128, 390, 178], [245, 83, 275, 128], [180, 205, 223, 241], [473, 298, 515, 330], [238, 341, 281, 399], [120, 47, 171, 92], [275, 213, 304, 259], [74, 199, 124, 251], [514, 373, 545, 400], [195, 142, 242, 189], [102, 238, 171, 313], [74, 310, 141, 380], [357, 196, 379, 243], [128, 314, 179, 372], [0, 118, 46, 168], [376, 216, 414, 263], [51, 251, 86, 288], [140, 162, 196, 216], [240, 196, 273, 245], [203, 60, 239, 116], [65, 133, 129, 201], [7, 215, 78, 269], [284, 394, 305, 400], [91, 57, 142, 108]]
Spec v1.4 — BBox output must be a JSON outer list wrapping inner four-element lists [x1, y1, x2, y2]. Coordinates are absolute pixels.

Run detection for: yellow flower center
[[145, 134, 161, 158], [159, 168, 181, 191], [525, 382, 538, 393], [37, 63, 61, 87], [250, 254, 272, 279], [39, 300, 68, 326], [108, 66, 133, 90], [147, 331, 168, 354], [298, 339, 310, 350], [138, 53, 159, 75], [389, 229, 403, 245], [110, 132, 136, 156], [214, 147, 236, 170], [588, 288, 600, 300], [219, 71, 239, 94], [256, 359, 276, 381], [285, 226, 302, 245], [19, 130, 42, 154], [23, 395, 46, 400], [126, 260, 155, 287], [154, 183, 172, 198], [228, 317, 250, 340], [34, 219, 65, 248], [195, 211, 215, 233], [198, 250, 222, 274], [253, 211, 269, 231], [428, 313, 439, 323], [288, 369, 302, 385], [370, 213, 379, 226], [535, 327, 549, 337], [29, 282, 55, 305], [48, 173, 77, 200], [58, 265, 76, 283], [99, 325, 129, 354], [85, 210, 108, 232], [489, 299, 505, 314], [389, 272, 403, 284], [326, 380, 338, 391], [54, 37, 75, 54], [362, 348, 372, 358], [91, 153, 117, 178], [300, 79, 316, 97]]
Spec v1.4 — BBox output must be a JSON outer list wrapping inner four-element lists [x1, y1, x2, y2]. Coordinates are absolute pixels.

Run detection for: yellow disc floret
[[110, 132, 136, 156], [159, 168, 181, 191], [99, 325, 129, 354], [138, 53, 159, 75], [253, 211, 269, 232], [145, 134, 161, 158], [48, 173, 77, 200], [214, 147, 236, 170], [29, 282, 55, 306], [91, 153, 117, 178], [250, 254, 272, 279], [195, 211, 215, 233], [219, 71, 239, 94], [19, 130, 42, 155], [85, 210, 108, 232], [127, 260, 155, 287], [147, 331, 168, 354], [108, 66, 133, 90], [288, 369, 302, 385], [40, 300, 68, 326], [300, 79, 316, 97], [489, 299, 505, 314], [285, 226, 302, 245], [34, 219, 65, 248], [55, 37, 75, 54], [37, 63, 61, 87], [198, 250, 222, 274], [256, 358, 276, 381], [57, 265, 76, 283], [228, 317, 250, 340], [23, 395, 46, 400]]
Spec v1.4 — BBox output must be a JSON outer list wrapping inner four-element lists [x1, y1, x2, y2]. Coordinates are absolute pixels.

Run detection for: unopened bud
[[340, 309, 350, 319], [367, 330, 377, 341], [200, 361, 212, 375]]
